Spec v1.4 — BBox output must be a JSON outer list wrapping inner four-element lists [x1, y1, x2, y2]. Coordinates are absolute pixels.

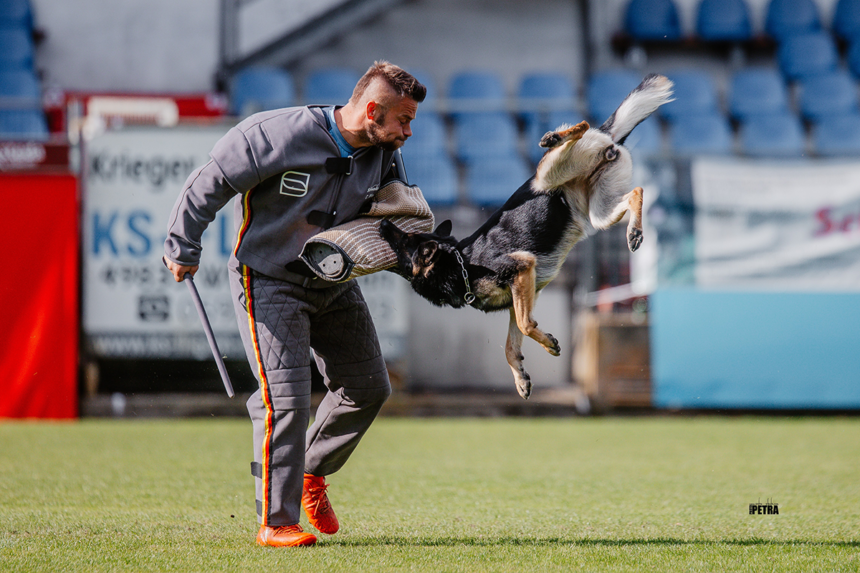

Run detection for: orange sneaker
[[256, 524, 317, 547], [302, 474, 340, 534]]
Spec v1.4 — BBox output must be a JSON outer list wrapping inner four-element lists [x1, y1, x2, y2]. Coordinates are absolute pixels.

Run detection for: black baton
[[183, 273, 234, 398], [394, 148, 408, 184], [163, 257, 234, 398]]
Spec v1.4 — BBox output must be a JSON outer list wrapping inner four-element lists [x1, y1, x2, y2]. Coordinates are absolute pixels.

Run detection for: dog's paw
[[544, 333, 561, 357], [540, 131, 563, 148], [515, 372, 532, 400], [627, 227, 643, 252]]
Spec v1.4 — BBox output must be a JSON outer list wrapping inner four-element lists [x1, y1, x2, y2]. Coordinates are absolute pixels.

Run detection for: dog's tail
[[600, 74, 674, 146]]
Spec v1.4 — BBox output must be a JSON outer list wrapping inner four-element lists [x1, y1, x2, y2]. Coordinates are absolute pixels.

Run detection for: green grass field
[[1, 416, 858, 572]]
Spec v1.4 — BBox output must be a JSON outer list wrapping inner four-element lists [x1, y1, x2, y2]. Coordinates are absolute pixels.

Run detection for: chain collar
[[453, 249, 477, 305]]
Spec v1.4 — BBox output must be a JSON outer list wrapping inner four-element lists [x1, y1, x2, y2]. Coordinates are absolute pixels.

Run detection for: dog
[[380, 74, 673, 399]]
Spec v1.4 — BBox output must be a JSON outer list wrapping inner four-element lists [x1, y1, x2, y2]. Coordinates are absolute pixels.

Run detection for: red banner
[[0, 173, 79, 419]]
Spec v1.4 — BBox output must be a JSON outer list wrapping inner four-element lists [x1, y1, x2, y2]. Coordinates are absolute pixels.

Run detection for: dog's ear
[[434, 220, 452, 237], [599, 74, 674, 145], [417, 241, 438, 266]]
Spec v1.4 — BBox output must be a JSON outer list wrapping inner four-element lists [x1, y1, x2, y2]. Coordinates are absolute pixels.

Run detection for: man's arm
[[165, 123, 262, 273]]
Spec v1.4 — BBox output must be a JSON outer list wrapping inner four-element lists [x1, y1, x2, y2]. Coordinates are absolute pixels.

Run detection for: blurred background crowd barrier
[[1, 0, 859, 418]]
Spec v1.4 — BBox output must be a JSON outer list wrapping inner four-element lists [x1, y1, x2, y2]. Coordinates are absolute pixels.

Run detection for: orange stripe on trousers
[[242, 264, 275, 526]]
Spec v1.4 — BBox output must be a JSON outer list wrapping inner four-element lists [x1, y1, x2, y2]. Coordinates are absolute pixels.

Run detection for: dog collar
[[453, 249, 477, 305]]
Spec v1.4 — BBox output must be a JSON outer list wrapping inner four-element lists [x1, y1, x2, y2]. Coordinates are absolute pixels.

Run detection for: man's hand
[[163, 257, 199, 283]]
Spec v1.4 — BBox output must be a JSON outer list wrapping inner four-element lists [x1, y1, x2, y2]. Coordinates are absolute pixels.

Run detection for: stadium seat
[[765, 0, 821, 41], [447, 70, 507, 115], [0, 108, 48, 140], [848, 40, 860, 78], [777, 32, 838, 82], [833, 0, 860, 42], [400, 111, 448, 163], [696, 0, 753, 42], [668, 113, 734, 155], [465, 155, 531, 206], [586, 69, 642, 124], [623, 116, 663, 154], [518, 73, 577, 163], [303, 68, 360, 104], [229, 67, 295, 116], [739, 113, 806, 156], [524, 110, 585, 164], [518, 72, 576, 115], [812, 113, 860, 155], [403, 155, 458, 206], [728, 68, 790, 120], [0, 0, 34, 28], [624, 0, 682, 41], [541, 110, 584, 135], [453, 112, 519, 164], [798, 71, 859, 122], [659, 70, 720, 122], [0, 26, 34, 70], [0, 68, 41, 104]]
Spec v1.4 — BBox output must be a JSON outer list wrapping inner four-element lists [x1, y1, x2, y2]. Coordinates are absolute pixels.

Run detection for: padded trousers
[[229, 265, 391, 527]]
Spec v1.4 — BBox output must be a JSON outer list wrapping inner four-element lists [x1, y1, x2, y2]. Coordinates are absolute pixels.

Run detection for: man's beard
[[367, 114, 405, 151]]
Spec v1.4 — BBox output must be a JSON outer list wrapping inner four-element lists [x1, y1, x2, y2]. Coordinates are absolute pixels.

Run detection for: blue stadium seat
[[0, 26, 33, 70], [765, 0, 821, 41], [659, 70, 720, 122], [624, 0, 682, 41], [229, 67, 295, 116], [0, 0, 33, 28], [833, 0, 860, 42], [518, 73, 577, 163], [518, 72, 575, 114], [303, 68, 360, 104], [696, 0, 753, 42], [728, 68, 790, 120], [668, 113, 734, 155], [0, 108, 48, 140], [403, 155, 458, 206], [453, 112, 519, 164], [448, 70, 507, 115], [623, 116, 663, 154], [0, 68, 40, 104], [739, 113, 806, 156], [586, 69, 641, 123], [812, 113, 860, 155], [848, 40, 860, 78], [400, 112, 447, 163], [777, 32, 838, 81], [524, 110, 585, 164], [798, 71, 859, 122], [465, 155, 531, 207]]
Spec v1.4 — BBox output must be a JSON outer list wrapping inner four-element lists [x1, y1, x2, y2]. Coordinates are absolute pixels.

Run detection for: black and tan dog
[[381, 74, 673, 399]]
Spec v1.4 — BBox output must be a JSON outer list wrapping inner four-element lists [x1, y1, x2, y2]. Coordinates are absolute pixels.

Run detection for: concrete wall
[[31, 0, 219, 92]]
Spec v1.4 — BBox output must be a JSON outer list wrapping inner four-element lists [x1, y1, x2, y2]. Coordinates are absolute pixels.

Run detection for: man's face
[[366, 96, 418, 151]]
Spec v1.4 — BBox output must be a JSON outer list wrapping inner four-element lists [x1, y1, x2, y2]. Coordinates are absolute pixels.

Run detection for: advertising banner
[[84, 126, 238, 359], [83, 126, 409, 360], [692, 158, 860, 291]]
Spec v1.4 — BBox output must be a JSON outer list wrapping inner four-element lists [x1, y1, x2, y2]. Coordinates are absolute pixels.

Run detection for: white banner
[[83, 126, 237, 358], [83, 126, 409, 359], [692, 158, 860, 291]]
